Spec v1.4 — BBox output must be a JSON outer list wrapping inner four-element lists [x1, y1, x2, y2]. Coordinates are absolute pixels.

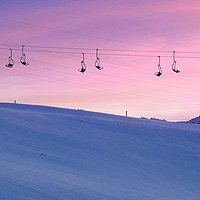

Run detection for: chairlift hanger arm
[[82, 53, 85, 62], [10, 49, 12, 57], [22, 45, 24, 54], [96, 49, 99, 58], [173, 51, 176, 61]]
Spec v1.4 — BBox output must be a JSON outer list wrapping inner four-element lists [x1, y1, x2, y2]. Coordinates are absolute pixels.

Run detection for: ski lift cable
[[1, 48, 200, 90], [1, 47, 198, 98], [24, 49, 200, 84], [21, 45, 172, 53], [2, 42, 200, 54], [1, 47, 200, 84], [2, 43, 200, 59], [16, 48, 200, 59], [22, 49, 200, 59], [2, 15, 200, 62], [1, 44, 200, 84], [1, 41, 199, 88]]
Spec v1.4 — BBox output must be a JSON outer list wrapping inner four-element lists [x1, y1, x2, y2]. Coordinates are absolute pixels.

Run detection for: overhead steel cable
[[1, 46, 200, 85], [25, 49, 200, 59], [14, 48, 200, 86], [1, 43, 200, 55], [3, 47, 200, 59]]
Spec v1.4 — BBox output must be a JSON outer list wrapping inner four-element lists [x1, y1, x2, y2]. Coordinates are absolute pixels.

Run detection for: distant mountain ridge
[[186, 116, 200, 124]]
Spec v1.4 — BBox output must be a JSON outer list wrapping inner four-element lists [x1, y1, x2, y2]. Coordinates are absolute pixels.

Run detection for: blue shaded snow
[[0, 103, 199, 200]]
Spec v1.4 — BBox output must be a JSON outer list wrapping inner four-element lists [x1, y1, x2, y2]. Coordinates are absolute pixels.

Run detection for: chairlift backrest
[[79, 59, 86, 73], [6, 56, 14, 68], [172, 52, 180, 73], [20, 45, 29, 66], [172, 61, 180, 73], [95, 49, 103, 70], [20, 54, 29, 66], [95, 60, 103, 70]]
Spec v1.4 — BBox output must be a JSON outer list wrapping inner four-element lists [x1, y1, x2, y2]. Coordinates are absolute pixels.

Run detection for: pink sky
[[0, 0, 200, 121]]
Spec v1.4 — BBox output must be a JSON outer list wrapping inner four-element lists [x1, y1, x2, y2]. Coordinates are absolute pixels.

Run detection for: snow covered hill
[[0, 103, 199, 200], [186, 116, 200, 124]]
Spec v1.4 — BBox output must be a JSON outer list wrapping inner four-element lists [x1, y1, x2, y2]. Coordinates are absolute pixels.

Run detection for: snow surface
[[0, 103, 199, 200], [186, 116, 200, 124]]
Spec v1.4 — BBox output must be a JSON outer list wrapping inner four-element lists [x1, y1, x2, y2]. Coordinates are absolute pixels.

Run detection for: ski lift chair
[[6, 49, 14, 68], [79, 61, 86, 73], [95, 58, 103, 70], [20, 45, 29, 66], [95, 49, 103, 70], [172, 61, 180, 73], [172, 51, 180, 73], [78, 53, 86, 73], [20, 54, 29, 66], [155, 56, 162, 76], [155, 71, 162, 76]]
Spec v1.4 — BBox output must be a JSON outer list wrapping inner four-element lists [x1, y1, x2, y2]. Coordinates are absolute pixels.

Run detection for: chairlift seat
[[79, 67, 86, 73], [6, 63, 14, 68], [172, 69, 180, 73], [20, 54, 29, 66], [95, 65, 103, 70], [156, 72, 162, 76], [21, 61, 29, 66], [95, 56, 103, 70]]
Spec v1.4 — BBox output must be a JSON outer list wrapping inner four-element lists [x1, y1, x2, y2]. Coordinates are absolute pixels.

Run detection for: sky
[[0, 0, 200, 121]]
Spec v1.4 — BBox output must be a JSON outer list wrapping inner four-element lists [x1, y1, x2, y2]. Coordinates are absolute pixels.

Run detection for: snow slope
[[186, 116, 200, 124], [0, 103, 199, 200]]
